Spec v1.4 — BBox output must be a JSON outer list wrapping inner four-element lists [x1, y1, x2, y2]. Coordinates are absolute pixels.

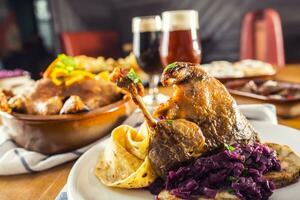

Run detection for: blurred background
[[0, 0, 299, 78]]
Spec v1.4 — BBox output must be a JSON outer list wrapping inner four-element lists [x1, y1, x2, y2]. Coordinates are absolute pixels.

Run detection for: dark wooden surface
[[49, 0, 300, 63]]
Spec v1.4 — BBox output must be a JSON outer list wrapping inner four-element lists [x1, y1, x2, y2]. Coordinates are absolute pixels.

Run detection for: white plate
[[67, 121, 300, 200]]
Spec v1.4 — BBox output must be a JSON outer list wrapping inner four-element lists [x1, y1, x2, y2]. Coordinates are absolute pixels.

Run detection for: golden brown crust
[[3, 77, 123, 115], [149, 119, 205, 177], [0, 91, 12, 113], [155, 62, 258, 152]]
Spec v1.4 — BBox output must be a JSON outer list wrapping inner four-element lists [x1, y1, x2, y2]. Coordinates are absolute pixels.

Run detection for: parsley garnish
[[224, 143, 235, 152], [227, 188, 235, 194], [127, 68, 142, 84], [163, 62, 178, 72], [228, 176, 236, 182], [165, 119, 173, 126], [242, 169, 249, 176]]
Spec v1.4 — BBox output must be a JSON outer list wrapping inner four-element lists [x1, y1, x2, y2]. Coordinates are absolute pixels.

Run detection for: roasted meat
[[149, 119, 205, 177], [29, 78, 122, 111], [0, 77, 122, 115], [0, 91, 12, 113], [8, 95, 30, 113], [33, 96, 63, 115], [154, 62, 258, 152], [111, 68, 205, 177], [60, 95, 89, 114]]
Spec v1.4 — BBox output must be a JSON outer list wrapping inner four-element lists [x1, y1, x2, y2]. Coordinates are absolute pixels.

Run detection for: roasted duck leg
[[154, 62, 258, 152], [110, 68, 205, 177]]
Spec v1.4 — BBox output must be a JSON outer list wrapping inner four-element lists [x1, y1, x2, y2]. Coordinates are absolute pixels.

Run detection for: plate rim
[[67, 121, 300, 200]]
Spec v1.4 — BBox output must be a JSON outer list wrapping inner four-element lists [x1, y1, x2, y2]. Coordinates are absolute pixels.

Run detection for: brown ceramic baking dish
[[0, 98, 135, 154]]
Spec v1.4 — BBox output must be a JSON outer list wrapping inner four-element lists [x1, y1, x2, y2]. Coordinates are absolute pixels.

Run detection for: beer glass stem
[[149, 74, 160, 103]]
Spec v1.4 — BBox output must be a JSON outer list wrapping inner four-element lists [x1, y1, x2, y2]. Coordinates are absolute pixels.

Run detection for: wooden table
[[0, 65, 300, 200]]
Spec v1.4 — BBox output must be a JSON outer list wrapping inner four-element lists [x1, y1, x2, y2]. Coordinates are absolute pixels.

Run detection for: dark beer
[[132, 15, 167, 106], [133, 31, 162, 75]]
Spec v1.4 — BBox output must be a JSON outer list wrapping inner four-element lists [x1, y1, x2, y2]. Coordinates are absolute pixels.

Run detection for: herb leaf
[[163, 62, 178, 72], [224, 143, 236, 152], [127, 68, 142, 84], [165, 119, 173, 126], [227, 188, 235, 194], [242, 169, 249, 176], [228, 176, 236, 182]]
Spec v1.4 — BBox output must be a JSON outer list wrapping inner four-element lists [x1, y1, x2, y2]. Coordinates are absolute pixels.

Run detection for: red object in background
[[60, 31, 120, 58], [240, 8, 285, 68], [0, 12, 22, 57]]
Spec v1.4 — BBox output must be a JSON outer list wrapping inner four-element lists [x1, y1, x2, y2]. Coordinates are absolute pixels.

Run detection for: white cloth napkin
[[238, 104, 277, 124], [0, 109, 143, 176], [0, 104, 277, 177]]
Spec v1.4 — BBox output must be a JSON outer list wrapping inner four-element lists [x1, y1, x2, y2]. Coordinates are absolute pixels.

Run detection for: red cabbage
[[148, 143, 281, 200]]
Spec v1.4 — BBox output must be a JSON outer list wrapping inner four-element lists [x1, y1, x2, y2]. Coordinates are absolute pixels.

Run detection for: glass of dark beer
[[160, 10, 202, 66], [132, 15, 168, 106]]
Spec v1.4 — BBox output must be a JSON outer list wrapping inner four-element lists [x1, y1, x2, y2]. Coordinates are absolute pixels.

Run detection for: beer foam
[[132, 16, 162, 33], [162, 10, 199, 31]]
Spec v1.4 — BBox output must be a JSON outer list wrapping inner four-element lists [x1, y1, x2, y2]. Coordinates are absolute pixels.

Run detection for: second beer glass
[[132, 15, 167, 106], [160, 10, 202, 66]]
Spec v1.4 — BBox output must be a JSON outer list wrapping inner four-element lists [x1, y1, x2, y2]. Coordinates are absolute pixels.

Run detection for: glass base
[[143, 93, 169, 108]]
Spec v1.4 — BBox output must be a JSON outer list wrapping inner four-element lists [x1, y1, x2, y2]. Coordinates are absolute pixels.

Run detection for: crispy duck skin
[[33, 96, 63, 115], [149, 119, 205, 177], [8, 95, 30, 113], [1, 77, 121, 115], [26, 78, 122, 114], [154, 62, 258, 152], [110, 68, 205, 177], [0, 91, 12, 113], [60, 95, 89, 114]]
